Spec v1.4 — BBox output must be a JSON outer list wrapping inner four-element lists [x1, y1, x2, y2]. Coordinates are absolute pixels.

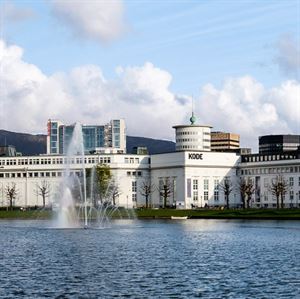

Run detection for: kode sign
[[188, 153, 203, 160]]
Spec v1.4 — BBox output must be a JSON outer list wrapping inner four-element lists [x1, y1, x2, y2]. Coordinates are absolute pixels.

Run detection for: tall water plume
[[54, 123, 87, 228]]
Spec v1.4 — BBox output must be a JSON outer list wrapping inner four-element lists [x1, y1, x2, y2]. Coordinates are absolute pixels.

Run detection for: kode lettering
[[188, 153, 203, 160]]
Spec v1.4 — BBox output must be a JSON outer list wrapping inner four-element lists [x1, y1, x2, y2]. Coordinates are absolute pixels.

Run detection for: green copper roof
[[190, 112, 196, 125]]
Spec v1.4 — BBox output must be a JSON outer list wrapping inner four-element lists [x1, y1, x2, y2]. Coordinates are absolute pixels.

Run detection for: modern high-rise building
[[211, 132, 240, 152], [47, 119, 126, 154], [259, 135, 300, 154], [47, 120, 64, 155]]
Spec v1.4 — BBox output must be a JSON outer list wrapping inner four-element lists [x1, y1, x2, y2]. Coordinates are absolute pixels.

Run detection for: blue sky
[[0, 0, 299, 149], [4, 0, 298, 90]]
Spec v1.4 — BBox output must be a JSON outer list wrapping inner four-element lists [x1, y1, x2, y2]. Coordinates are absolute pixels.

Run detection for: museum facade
[[0, 118, 299, 209]]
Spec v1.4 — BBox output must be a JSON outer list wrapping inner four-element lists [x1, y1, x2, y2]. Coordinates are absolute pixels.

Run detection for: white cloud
[[0, 40, 299, 150], [0, 1, 35, 24], [51, 0, 127, 43], [275, 34, 300, 79], [198, 76, 299, 149], [0, 40, 189, 140]]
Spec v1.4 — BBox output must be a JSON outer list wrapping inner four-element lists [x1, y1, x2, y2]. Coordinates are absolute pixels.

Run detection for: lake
[[0, 219, 299, 298]]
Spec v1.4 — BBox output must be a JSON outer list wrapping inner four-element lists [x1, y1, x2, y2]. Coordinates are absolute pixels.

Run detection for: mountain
[[0, 130, 46, 156], [0, 130, 175, 156], [126, 136, 175, 154]]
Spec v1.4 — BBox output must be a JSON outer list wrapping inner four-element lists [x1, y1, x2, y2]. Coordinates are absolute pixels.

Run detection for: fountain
[[53, 122, 127, 228]]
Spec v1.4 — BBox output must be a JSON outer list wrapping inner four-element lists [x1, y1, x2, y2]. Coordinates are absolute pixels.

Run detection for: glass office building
[[47, 119, 126, 154]]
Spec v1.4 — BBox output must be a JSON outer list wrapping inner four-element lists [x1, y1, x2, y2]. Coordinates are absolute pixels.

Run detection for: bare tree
[[35, 180, 51, 208], [238, 178, 248, 209], [159, 179, 173, 209], [108, 179, 121, 206], [269, 175, 289, 209], [245, 179, 255, 209], [6, 183, 18, 210], [219, 178, 233, 209], [140, 180, 154, 208]]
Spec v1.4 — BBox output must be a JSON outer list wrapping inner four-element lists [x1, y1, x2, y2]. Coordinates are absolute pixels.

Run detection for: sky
[[0, 0, 299, 151]]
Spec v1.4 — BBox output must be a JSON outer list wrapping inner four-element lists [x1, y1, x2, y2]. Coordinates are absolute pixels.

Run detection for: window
[[127, 171, 131, 176], [132, 181, 137, 193], [289, 177, 294, 187], [214, 179, 219, 201], [132, 193, 137, 202], [290, 191, 294, 200], [203, 179, 209, 201], [193, 179, 198, 201], [193, 179, 198, 190], [204, 179, 209, 190], [204, 191, 209, 201], [132, 181, 137, 203]]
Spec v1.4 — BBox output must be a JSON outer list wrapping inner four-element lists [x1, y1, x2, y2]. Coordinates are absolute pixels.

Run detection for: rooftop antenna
[[190, 96, 196, 125]]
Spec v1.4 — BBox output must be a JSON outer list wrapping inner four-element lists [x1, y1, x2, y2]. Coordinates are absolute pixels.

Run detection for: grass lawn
[[0, 208, 299, 220], [135, 208, 300, 220], [0, 209, 53, 219]]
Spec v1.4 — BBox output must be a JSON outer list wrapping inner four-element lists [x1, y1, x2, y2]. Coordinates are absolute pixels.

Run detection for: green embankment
[[136, 208, 300, 220], [0, 208, 300, 220], [0, 209, 52, 219]]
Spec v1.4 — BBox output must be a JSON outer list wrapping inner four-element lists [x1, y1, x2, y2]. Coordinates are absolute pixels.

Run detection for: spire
[[190, 97, 196, 125]]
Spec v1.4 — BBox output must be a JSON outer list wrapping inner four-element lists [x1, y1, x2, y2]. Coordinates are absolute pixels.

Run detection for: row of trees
[[1, 170, 291, 210], [219, 175, 289, 209], [2, 181, 51, 210], [2, 164, 118, 210], [139, 175, 290, 210]]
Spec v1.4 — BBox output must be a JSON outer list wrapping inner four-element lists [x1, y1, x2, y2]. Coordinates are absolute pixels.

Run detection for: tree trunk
[[43, 195, 45, 208], [276, 196, 280, 209], [241, 195, 245, 209], [145, 195, 148, 208], [280, 195, 284, 209], [226, 195, 229, 209]]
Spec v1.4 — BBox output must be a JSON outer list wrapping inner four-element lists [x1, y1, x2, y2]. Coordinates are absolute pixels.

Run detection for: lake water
[[0, 219, 299, 298]]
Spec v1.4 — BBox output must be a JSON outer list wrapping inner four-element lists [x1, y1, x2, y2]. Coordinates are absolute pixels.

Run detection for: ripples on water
[[0, 219, 299, 298]]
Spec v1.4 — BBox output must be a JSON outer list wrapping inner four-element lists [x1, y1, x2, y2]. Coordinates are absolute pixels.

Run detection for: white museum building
[[0, 116, 299, 209]]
